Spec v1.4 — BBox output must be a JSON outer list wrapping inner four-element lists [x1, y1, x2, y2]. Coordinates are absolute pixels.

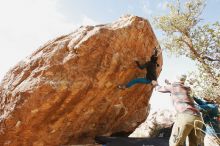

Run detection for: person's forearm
[[193, 97, 206, 105], [156, 86, 171, 93], [135, 61, 145, 69]]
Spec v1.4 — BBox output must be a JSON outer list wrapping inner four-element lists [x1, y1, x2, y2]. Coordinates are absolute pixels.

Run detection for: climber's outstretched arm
[[156, 85, 172, 93], [135, 61, 148, 70]]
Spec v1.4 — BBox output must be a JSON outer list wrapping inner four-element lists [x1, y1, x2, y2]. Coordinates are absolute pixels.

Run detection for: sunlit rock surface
[[0, 15, 162, 145], [130, 109, 175, 138]]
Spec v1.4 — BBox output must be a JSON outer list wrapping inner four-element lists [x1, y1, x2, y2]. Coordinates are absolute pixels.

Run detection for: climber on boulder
[[118, 47, 160, 90], [155, 75, 203, 146]]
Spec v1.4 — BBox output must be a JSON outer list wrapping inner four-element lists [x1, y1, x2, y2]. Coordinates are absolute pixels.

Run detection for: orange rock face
[[0, 15, 162, 145]]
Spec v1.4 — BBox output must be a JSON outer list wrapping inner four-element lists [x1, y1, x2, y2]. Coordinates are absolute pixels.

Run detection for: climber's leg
[[125, 78, 151, 88]]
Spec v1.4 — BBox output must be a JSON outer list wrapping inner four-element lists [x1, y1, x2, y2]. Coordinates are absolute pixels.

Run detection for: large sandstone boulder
[[0, 15, 162, 146]]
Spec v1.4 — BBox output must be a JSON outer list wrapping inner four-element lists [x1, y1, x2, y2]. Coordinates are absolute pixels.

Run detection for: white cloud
[[157, 0, 169, 11], [150, 91, 174, 110], [141, 0, 153, 16], [107, 9, 114, 14], [81, 15, 98, 26], [0, 0, 76, 80]]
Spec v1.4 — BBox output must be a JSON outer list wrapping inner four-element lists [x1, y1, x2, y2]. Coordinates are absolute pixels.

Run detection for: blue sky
[[0, 0, 219, 109]]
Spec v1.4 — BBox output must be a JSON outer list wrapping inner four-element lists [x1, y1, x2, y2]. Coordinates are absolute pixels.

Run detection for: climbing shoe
[[117, 85, 126, 90]]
